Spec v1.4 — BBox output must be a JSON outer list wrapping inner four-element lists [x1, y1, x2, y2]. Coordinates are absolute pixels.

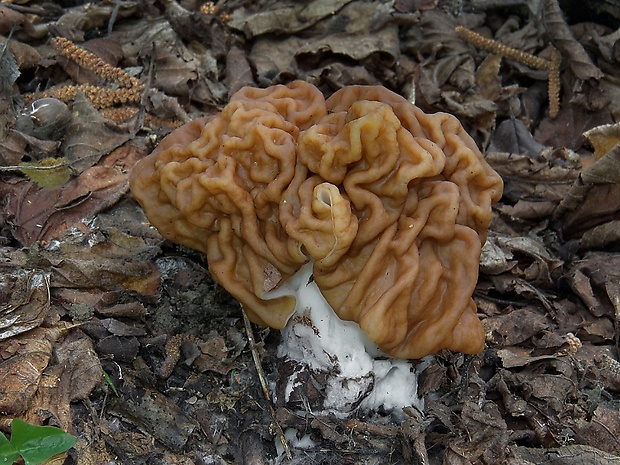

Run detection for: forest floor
[[0, 0, 619, 464]]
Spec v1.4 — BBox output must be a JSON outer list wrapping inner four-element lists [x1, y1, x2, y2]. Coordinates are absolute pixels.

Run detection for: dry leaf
[[228, 0, 353, 38], [542, 0, 604, 81], [0, 270, 50, 341], [195, 331, 232, 375], [555, 145, 620, 238], [487, 150, 579, 204], [24, 336, 101, 430], [3, 145, 143, 246], [0, 37, 19, 97], [445, 402, 508, 465], [574, 402, 620, 456], [19, 157, 71, 188], [0, 326, 68, 416], [568, 252, 620, 321], [61, 93, 135, 172], [583, 122, 620, 160], [484, 306, 550, 347], [110, 381, 198, 451]]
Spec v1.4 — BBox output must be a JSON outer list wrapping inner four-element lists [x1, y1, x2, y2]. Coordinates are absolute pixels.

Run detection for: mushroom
[[130, 81, 503, 412]]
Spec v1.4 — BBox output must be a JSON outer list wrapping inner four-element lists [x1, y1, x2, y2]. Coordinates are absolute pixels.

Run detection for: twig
[[242, 308, 292, 460]]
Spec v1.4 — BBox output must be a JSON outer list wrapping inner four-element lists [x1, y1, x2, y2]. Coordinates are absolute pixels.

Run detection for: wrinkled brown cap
[[130, 81, 503, 359]]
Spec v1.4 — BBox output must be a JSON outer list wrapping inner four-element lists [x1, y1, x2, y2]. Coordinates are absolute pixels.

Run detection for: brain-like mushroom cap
[[130, 81, 503, 359]]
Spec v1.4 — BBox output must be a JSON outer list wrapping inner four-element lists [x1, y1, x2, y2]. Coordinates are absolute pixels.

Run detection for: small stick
[[242, 308, 292, 460]]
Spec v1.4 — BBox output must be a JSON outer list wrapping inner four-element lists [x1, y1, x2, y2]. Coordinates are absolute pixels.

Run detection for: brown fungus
[[130, 81, 503, 360]]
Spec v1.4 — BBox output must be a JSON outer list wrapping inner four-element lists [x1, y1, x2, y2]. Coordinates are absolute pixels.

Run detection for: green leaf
[[102, 370, 119, 397], [10, 419, 76, 465], [18, 157, 71, 188], [0, 431, 20, 465]]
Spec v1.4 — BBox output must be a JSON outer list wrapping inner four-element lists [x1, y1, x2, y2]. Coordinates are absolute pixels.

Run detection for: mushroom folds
[[130, 81, 503, 359]]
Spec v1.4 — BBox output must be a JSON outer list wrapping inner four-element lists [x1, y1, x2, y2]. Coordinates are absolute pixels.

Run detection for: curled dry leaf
[[486, 150, 579, 204], [113, 18, 226, 104], [499, 235, 562, 285], [555, 144, 620, 238], [248, 1, 400, 84], [479, 235, 514, 275], [0, 5, 33, 36], [0, 130, 60, 166], [23, 336, 102, 430], [583, 122, 620, 160], [0, 269, 50, 341], [542, 0, 604, 81], [488, 119, 546, 156], [568, 252, 620, 321], [51, 1, 140, 40], [574, 402, 620, 456], [0, 326, 68, 417], [225, 46, 254, 96], [0, 36, 40, 69], [581, 220, 620, 250], [228, 0, 353, 38]]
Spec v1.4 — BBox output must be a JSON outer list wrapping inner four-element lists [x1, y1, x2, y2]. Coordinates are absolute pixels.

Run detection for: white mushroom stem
[[264, 262, 425, 415]]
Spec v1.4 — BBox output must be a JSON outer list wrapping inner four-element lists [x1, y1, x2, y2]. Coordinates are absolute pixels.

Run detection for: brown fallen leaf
[[195, 331, 232, 375], [445, 401, 508, 465], [486, 150, 579, 204], [0, 269, 50, 341], [568, 252, 620, 322], [225, 46, 254, 96], [23, 336, 101, 431], [514, 444, 620, 465], [247, 1, 400, 84], [110, 379, 198, 451], [50, 1, 140, 41], [483, 306, 551, 347], [583, 122, 620, 161], [3, 144, 143, 246], [36, 228, 160, 296], [0, 5, 33, 36], [61, 93, 136, 172], [113, 18, 227, 105], [0, 129, 60, 166], [227, 0, 353, 38], [0, 36, 40, 69], [542, 0, 604, 81], [556, 144, 620, 238], [0, 325, 69, 418], [581, 220, 620, 250], [574, 402, 620, 456]]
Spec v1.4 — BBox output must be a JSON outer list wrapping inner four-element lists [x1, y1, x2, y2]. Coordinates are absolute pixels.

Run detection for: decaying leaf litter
[[0, 0, 619, 463]]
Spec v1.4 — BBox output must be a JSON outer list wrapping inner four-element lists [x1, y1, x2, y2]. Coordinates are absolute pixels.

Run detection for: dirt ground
[[1, 0, 619, 464]]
